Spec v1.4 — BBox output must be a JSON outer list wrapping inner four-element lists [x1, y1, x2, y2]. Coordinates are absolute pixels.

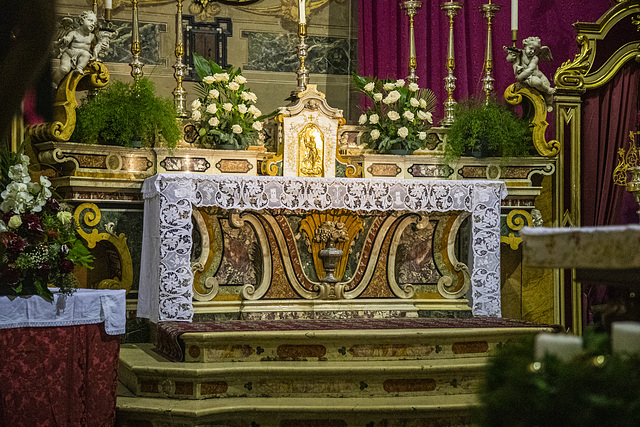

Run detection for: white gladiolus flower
[[373, 93, 383, 102], [191, 99, 201, 110], [395, 79, 405, 87], [419, 99, 427, 108], [370, 129, 380, 140], [247, 92, 258, 102], [369, 114, 379, 124], [206, 103, 217, 114], [383, 82, 395, 91], [214, 73, 230, 82], [252, 121, 263, 131], [57, 211, 73, 225], [410, 98, 420, 107], [364, 82, 375, 92], [417, 110, 433, 123], [208, 89, 219, 98], [359, 114, 367, 125], [387, 111, 400, 121], [408, 82, 419, 92], [419, 132, 427, 140], [232, 124, 243, 134], [241, 92, 252, 101], [234, 75, 247, 84], [398, 127, 409, 138], [7, 215, 21, 229], [248, 105, 260, 116], [228, 82, 240, 91], [209, 117, 219, 126], [222, 103, 233, 112], [383, 90, 401, 104], [403, 110, 415, 121], [192, 110, 202, 121], [203, 76, 215, 85], [238, 104, 248, 114]]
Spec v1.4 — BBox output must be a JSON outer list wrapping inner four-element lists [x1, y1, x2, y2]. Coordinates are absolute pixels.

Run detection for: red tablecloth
[[0, 322, 120, 426]]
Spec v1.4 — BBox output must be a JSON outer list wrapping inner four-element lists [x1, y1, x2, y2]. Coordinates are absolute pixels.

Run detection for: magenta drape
[[359, 0, 611, 120]]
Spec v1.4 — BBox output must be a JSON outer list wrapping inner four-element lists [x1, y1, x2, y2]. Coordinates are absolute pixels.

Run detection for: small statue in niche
[[52, 11, 113, 85], [505, 36, 556, 110]]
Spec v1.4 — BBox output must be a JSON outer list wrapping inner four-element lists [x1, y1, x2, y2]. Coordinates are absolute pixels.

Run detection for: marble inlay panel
[[242, 31, 355, 75], [99, 20, 166, 66]]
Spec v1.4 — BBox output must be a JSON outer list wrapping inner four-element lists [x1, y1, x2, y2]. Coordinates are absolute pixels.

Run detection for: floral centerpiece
[[0, 145, 93, 301], [190, 53, 265, 149], [353, 75, 436, 154]]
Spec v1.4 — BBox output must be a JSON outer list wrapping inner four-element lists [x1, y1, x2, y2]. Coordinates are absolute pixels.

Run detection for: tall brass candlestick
[[173, 0, 188, 117], [441, 1, 462, 127], [294, 22, 310, 95], [480, 0, 501, 103], [130, 0, 144, 81], [402, 1, 422, 84]]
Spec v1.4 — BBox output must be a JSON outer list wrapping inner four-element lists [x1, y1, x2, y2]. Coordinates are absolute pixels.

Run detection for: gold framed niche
[[297, 122, 325, 177]]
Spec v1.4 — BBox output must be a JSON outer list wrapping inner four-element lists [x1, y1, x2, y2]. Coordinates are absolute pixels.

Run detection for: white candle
[[534, 333, 583, 362], [511, 0, 518, 31], [299, 0, 306, 24], [105, 0, 112, 9], [611, 321, 640, 354]]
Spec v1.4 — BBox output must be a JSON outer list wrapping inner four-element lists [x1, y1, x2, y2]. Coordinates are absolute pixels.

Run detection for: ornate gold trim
[[500, 209, 533, 250], [554, 35, 592, 90], [504, 84, 561, 156], [73, 203, 133, 293]]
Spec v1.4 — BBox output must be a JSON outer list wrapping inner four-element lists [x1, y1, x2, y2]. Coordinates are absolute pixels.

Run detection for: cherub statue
[[52, 11, 111, 86], [505, 36, 556, 110]]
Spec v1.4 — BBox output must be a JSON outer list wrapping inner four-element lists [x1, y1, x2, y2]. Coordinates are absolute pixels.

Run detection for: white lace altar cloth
[[138, 174, 507, 322]]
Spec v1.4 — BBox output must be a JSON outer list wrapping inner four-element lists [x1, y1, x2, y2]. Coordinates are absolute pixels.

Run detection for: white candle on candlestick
[[611, 321, 640, 354], [105, 0, 112, 9], [299, 0, 306, 24], [511, 0, 518, 31], [534, 333, 583, 362]]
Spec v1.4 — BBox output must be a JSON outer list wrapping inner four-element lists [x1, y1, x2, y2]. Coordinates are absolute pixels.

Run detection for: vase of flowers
[[353, 75, 436, 154], [190, 53, 265, 150], [0, 144, 93, 301]]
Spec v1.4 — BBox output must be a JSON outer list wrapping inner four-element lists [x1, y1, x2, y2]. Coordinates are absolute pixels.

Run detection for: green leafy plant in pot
[[444, 99, 532, 164], [72, 77, 181, 149], [352, 74, 436, 154]]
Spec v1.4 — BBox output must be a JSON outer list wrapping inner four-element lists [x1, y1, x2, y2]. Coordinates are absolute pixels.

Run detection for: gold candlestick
[[130, 0, 144, 81], [480, 0, 501, 103], [441, 1, 462, 127], [402, 1, 422, 84], [173, 0, 188, 117], [293, 23, 310, 96]]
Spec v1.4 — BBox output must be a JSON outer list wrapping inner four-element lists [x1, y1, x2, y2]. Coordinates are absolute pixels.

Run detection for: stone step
[[116, 390, 477, 427], [120, 343, 488, 400]]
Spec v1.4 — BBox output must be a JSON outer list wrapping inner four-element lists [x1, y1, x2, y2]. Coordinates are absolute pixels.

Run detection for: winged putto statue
[[505, 36, 556, 110]]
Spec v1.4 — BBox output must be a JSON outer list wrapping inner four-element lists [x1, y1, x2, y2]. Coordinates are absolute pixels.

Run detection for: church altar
[[138, 174, 507, 322], [0, 289, 125, 426]]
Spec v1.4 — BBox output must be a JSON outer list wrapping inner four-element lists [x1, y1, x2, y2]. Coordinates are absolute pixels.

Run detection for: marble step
[[116, 388, 476, 427], [120, 343, 488, 400], [176, 323, 554, 363]]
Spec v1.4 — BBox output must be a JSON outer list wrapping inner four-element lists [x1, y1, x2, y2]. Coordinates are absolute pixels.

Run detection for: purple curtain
[[359, 0, 612, 120], [581, 62, 640, 323]]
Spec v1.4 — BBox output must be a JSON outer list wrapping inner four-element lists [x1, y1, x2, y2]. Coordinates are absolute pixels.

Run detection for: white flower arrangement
[[354, 75, 436, 153], [191, 53, 265, 149]]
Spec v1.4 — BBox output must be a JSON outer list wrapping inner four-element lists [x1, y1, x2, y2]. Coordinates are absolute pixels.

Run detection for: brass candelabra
[[130, 0, 144, 80], [441, 1, 462, 127], [479, 0, 501, 103], [402, 1, 422, 84], [613, 131, 640, 219], [173, 0, 188, 117]]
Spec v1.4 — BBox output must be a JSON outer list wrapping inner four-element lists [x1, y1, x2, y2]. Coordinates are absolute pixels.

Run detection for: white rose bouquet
[[353, 75, 436, 154], [191, 53, 265, 149]]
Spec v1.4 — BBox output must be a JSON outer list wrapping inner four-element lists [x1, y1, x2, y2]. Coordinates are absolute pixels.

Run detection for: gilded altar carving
[[297, 123, 324, 177]]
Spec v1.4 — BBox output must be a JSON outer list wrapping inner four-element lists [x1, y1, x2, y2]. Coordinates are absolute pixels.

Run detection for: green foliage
[[352, 74, 436, 154], [475, 332, 640, 427], [444, 99, 532, 164], [72, 77, 180, 149]]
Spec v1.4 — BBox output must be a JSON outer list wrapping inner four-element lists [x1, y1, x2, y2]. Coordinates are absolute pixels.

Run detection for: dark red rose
[[1, 267, 20, 284], [6, 234, 26, 262], [22, 213, 43, 234], [36, 263, 51, 279], [58, 258, 75, 274], [45, 198, 60, 213]]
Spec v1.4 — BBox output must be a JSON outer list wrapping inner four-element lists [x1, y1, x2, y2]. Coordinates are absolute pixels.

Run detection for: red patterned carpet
[[155, 317, 560, 362]]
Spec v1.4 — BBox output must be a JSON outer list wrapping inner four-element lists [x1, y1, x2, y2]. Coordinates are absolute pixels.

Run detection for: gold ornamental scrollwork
[[300, 210, 363, 283], [297, 123, 325, 177], [500, 209, 534, 250], [553, 35, 592, 90], [73, 203, 133, 293], [504, 83, 560, 156]]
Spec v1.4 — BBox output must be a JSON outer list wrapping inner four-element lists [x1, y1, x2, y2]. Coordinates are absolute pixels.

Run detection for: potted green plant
[[444, 99, 532, 164], [71, 77, 180, 149], [190, 53, 266, 150], [352, 74, 436, 154]]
